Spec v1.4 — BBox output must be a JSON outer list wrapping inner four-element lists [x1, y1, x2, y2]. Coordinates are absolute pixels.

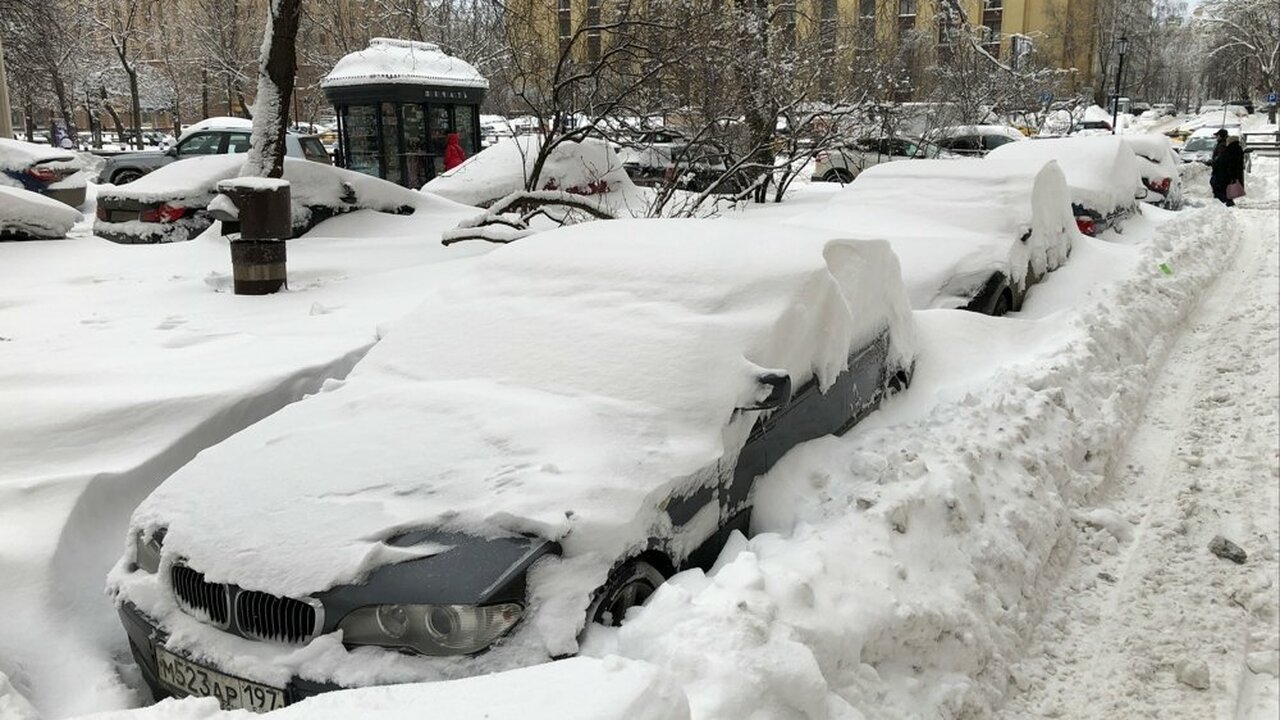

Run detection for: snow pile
[[988, 135, 1141, 217], [424, 136, 639, 208], [322, 38, 488, 89], [0, 186, 82, 238], [581, 204, 1251, 718], [791, 157, 1075, 309], [0, 136, 79, 172]]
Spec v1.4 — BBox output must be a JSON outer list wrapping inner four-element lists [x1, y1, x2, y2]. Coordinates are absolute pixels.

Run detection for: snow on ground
[[0, 143, 1276, 720]]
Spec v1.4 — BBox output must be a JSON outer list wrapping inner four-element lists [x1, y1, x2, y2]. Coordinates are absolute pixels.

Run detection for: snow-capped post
[[215, 178, 290, 295], [215, 0, 300, 296]]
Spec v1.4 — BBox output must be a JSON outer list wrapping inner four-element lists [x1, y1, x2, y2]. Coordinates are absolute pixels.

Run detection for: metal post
[[0, 34, 13, 138], [1111, 35, 1128, 134]]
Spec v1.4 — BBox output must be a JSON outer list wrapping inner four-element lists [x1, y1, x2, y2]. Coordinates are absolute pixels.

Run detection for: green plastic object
[[1159, 263, 1173, 276]]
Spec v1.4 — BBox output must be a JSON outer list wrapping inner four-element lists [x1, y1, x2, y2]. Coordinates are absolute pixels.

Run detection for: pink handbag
[[1226, 181, 1246, 200]]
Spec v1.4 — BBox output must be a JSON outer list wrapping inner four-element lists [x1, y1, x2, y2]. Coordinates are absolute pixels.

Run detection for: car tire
[[823, 169, 855, 184], [111, 169, 144, 185], [587, 559, 667, 627]]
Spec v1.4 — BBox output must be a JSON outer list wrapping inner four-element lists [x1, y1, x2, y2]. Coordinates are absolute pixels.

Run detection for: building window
[[937, 4, 959, 61], [857, 0, 875, 50], [898, 0, 917, 39], [558, 0, 573, 54], [982, 0, 1003, 57], [587, 0, 602, 61], [820, 0, 838, 57]]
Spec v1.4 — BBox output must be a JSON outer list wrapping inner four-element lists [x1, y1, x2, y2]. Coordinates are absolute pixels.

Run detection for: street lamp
[[1111, 34, 1129, 134]]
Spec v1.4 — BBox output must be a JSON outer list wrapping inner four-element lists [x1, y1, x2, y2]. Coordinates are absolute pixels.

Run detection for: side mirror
[[740, 372, 791, 412], [165, 147, 178, 157]]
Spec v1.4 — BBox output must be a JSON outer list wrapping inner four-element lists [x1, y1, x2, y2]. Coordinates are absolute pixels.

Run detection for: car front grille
[[235, 590, 318, 644], [171, 565, 230, 628], [170, 564, 320, 644]]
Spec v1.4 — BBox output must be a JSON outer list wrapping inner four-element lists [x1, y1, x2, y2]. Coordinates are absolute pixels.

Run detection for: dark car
[[97, 121, 331, 185], [109, 219, 916, 710], [0, 137, 87, 207], [94, 155, 418, 244]]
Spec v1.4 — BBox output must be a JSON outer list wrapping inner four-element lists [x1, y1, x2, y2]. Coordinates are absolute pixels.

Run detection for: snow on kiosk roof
[[322, 38, 489, 90]]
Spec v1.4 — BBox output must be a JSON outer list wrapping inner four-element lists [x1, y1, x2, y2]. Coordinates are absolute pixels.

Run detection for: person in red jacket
[[443, 133, 467, 170]]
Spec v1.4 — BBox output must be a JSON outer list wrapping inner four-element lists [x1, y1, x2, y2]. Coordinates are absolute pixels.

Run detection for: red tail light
[[1144, 177, 1171, 194], [96, 206, 108, 221], [816, 151, 829, 162], [140, 203, 189, 223], [1075, 216, 1097, 237], [28, 166, 60, 182]]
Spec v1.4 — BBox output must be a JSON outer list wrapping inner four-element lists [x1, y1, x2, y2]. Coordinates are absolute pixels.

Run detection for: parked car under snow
[[109, 218, 917, 709], [94, 155, 421, 244], [1122, 135, 1184, 210], [987, 135, 1142, 237], [0, 137, 88, 208], [0, 185, 82, 240], [793, 157, 1075, 315]]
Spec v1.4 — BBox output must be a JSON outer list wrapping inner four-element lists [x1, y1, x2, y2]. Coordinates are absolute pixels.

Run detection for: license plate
[[154, 647, 285, 712]]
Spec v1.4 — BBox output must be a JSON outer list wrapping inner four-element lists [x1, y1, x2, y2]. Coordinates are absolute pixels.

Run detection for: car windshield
[[1184, 137, 1216, 152], [909, 139, 945, 158]]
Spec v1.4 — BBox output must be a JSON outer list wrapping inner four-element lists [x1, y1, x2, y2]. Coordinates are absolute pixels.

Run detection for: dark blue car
[[0, 137, 86, 207]]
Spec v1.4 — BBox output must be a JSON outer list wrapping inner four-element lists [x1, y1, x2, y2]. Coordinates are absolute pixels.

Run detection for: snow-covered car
[[812, 136, 951, 183], [0, 137, 87, 207], [109, 218, 917, 709], [1122, 135, 1184, 210], [1178, 126, 1244, 165], [0, 185, 82, 240], [615, 134, 745, 193], [424, 136, 633, 207], [97, 117, 331, 186], [94, 154, 420, 244], [987, 135, 1141, 237], [794, 157, 1074, 315], [926, 125, 1026, 157], [1068, 120, 1113, 136]]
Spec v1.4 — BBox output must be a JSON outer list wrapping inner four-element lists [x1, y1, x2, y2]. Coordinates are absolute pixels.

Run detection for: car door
[[722, 329, 891, 516], [175, 132, 224, 158]]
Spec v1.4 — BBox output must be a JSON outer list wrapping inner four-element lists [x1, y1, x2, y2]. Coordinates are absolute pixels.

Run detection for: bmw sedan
[[109, 218, 917, 710]]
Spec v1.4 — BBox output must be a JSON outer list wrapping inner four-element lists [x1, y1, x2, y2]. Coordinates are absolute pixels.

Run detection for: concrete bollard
[[212, 178, 291, 295]]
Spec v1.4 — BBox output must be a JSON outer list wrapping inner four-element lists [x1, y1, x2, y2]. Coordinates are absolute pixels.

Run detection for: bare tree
[[1200, 0, 1280, 120], [243, 0, 303, 178]]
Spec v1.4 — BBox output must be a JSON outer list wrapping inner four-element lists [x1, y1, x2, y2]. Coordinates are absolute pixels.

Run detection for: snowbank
[[791, 157, 1075, 309], [580, 203, 1250, 718], [80, 657, 687, 720], [988, 135, 1141, 218], [0, 186, 82, 238]]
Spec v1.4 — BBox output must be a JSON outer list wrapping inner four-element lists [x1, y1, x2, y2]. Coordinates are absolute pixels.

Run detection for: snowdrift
[[987, 135, 1141, 219]]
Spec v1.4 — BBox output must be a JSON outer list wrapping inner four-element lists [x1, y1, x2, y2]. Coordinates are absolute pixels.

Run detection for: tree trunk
[[202, 70, 210, 119], [102, 91, 128, 146], [126, 65, 143, 148], [50, 68, 76, 140], [243, 0, 302, 178]]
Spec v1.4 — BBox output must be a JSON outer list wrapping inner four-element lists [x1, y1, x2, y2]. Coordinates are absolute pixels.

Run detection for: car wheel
[[823, 169, 854, 184], [992, 290, 1013, 317], [112, 169, 144, 185], [587, 559, 666, 627]]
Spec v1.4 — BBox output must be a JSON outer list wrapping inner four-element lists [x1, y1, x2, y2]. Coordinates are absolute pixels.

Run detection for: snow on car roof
[[322, 38, 488, 89], [986, 135, 1141, 216], [424, 136, 637, 209], [0, 186, 81, 237], [0, 137, 79, 171], [176, 116, 254, 142], [96, 154, 438, 214], [933, 124, 1026, 140], [792, 157, 1075, 309], [130, 218, 915, 597]]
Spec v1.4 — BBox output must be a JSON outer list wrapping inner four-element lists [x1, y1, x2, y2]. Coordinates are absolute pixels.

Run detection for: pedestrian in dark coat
[[1210, 128, 1245, 206]]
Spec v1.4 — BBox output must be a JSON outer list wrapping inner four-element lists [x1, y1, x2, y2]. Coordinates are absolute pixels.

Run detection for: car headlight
[[338, 603, 522, 656], [133, 528, 166, 574]]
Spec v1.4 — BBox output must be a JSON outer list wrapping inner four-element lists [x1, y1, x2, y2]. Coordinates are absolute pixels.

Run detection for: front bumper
[[118, 600, 339, 707]]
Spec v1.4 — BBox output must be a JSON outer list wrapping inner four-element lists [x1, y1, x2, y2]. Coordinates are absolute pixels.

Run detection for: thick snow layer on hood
[[127, 218, 916, 598], [1123, 134, 1179, 175], [789, 157, 1076, 309], [0, 137, 79, 171], [322, 38, 488, 89], [987, 135, 1141, 216], [0, 186, 81, 238], [424, 136, 636, 208]]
